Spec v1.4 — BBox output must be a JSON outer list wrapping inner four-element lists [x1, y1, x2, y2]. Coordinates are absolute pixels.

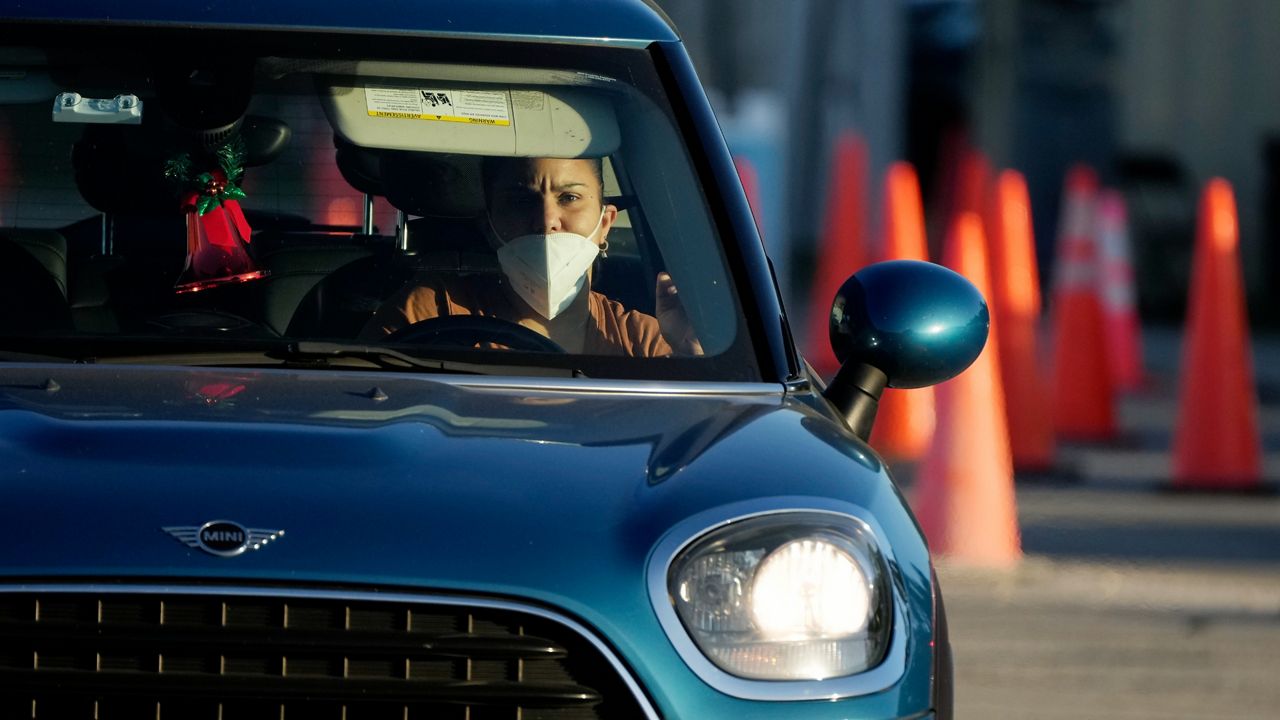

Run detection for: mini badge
[[163, 520, 285, 557]]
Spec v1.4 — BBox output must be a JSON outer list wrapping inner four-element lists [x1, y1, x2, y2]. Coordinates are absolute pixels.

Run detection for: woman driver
[[363, 156, 701, 357]]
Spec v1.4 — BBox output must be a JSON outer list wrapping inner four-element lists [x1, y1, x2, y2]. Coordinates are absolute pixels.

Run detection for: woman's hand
[[655, 271, 704, 356]]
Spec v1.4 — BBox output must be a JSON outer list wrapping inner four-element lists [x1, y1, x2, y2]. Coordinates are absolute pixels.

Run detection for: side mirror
[[821, 259, 988, 440]]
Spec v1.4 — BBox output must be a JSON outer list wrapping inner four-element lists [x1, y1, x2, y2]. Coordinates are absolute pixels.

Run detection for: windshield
[[0, 27, 761, 381]]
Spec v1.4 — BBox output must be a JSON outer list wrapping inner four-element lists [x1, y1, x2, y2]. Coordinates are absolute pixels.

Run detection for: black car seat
[[591, 159, 653, 316], [0, 231, 73, 334], [248, 136, 386, 335], [286, 150, 499, 339], [7, 229, 69, 299], [68, 122, 186, 333]]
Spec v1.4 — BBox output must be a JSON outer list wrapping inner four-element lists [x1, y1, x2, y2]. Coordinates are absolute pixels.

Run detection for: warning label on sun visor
[[365, 88, 512, 126]]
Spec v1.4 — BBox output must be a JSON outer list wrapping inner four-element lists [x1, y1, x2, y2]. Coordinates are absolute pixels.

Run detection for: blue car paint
[[0, 364, 933, 718]]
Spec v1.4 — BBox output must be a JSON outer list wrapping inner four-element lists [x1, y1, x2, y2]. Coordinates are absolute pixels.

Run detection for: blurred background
[[664, 0, 1280, 327], [659, 1, 1280, 718]]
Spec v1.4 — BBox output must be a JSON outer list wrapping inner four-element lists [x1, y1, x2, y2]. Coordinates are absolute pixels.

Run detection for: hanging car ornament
[[164, 136, 266, 293]]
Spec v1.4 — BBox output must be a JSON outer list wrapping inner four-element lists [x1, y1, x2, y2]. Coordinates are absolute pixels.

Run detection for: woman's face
[[485, 157, 616, 245]]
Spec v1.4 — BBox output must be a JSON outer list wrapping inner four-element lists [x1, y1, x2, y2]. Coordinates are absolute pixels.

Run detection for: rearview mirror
[[821, 259, 988, 439]]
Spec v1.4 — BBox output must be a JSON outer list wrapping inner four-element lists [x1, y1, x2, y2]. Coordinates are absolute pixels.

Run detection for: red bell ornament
[[174, 196, 266, 293]]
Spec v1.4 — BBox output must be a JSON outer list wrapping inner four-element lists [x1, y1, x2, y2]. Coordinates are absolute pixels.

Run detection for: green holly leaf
[[217, 138, 247, 183], [164, 153, 193, 183], [164, 137, 248, 210]]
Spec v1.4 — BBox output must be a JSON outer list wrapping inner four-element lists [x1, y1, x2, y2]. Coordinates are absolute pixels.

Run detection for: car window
[[0, 32, 761, 382]]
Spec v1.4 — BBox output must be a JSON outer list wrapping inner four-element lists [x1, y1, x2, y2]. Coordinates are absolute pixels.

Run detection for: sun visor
[[322, 84, 619, 158]]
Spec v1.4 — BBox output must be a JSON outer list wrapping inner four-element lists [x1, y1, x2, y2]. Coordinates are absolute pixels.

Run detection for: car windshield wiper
[[279, 342, 584, 378]]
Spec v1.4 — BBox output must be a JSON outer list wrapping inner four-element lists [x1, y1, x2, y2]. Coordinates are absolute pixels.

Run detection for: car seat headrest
[[379, 151, 485, 219], [72, 125, 176, 216], [0, 237, 73, 332], [334, 135, 384, 197], [240, 116, 292, 167]]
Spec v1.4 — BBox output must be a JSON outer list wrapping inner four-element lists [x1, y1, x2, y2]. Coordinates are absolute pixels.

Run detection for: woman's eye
[[558, 193, 581, 205]]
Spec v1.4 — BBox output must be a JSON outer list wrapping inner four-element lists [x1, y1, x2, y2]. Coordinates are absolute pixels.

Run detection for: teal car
[[0, 1, 983, 717]]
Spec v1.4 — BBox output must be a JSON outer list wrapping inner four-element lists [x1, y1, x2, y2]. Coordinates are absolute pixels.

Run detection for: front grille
[[0, 589, 650, 719]]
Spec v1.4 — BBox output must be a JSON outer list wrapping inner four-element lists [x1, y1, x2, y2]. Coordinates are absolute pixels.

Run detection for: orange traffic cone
[[1096, 189, 1145, 392], [912, 212, 1021, 567], [987, 170, 1056, 472], [1172, 179, 1261, 489], [806, 133, 869, 379], [880, 162, 929, 260], [1049, 165, 1116, 440], [870, 162, 936, 461]]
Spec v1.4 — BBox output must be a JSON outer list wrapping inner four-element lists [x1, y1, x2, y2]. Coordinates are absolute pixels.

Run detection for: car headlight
[[667, 512, 892, 681]]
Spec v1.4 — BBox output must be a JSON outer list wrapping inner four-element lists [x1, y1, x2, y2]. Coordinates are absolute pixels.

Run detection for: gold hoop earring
[[598, 239, 609, 259]]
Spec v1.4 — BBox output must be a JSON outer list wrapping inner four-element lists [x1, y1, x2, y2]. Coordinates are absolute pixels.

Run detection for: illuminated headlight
[[667, 513, 891, 681]]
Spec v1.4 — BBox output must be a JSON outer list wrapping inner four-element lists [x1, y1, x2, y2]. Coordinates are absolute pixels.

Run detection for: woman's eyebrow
[[500, 180, 590, 195]]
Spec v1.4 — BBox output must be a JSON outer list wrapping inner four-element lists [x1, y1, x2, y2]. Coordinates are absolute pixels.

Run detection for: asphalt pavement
[[916, 326, 1280, 719]]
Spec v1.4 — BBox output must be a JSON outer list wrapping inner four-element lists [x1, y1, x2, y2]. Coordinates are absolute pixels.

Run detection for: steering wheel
[[385, 315, 566, 353]]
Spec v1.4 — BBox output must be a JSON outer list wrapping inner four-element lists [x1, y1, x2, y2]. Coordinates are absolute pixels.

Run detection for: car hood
[[0, 362, 914, 582], [0, 364, 930, 684]]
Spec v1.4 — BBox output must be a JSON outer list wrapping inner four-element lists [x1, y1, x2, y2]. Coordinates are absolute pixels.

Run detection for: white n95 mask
[[495, 210, 605, 320]]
